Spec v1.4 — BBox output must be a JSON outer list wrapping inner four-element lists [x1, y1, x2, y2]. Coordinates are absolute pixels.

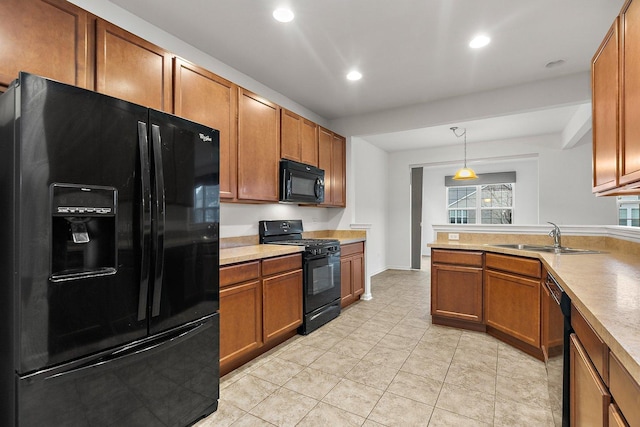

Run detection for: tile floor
[[196, 263, 554, 426]]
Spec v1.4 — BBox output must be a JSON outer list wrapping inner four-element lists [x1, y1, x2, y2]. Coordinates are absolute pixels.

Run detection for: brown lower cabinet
[[609, 351, 639, 427], [570, 333, 611, 426], [219, 253, 302, 376], [570, 302, 640, 427], [484, 253, 542, 358], [430, 248, 640, 426], [609, 404, 629, 427], [340, 242, 365, 308], [431, 249, 484, 330]]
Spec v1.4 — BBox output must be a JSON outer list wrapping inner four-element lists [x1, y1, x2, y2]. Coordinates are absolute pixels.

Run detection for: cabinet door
[[621, 0, 640, 186], [0, 0, 90, 89], [570, 334, 610, 426], [237, 88, 280, 201], [340, 257, 354, 307], [485, 269, 541, 347], [592, 19, 620, 193], [609, 351, 640, 427], [281, 109, 318, 166], [280, 109, 302, 162], [263, 269, 303, 342], [96, 19, 172, 112], [431, 264, 483, 323], [331, 133, 346, 207], [609, 404, 630, 427], [174, 58, 238, 199], [318, 127, 346, 207], [318, 127, 333, 206], [352, 254, 364, 299], [300, 118, 318, 166], [219, 280, 262, 366]]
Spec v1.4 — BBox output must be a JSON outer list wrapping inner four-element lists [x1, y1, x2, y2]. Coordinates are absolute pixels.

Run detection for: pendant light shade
[[450, 126, 478, 180], [453, 167, 478, 180]]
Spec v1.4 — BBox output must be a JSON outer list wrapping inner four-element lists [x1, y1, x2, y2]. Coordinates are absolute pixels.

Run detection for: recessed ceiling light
[[469, 35, 491, 49], [273, 8, 294, 23], [346, 70, 362, 81]]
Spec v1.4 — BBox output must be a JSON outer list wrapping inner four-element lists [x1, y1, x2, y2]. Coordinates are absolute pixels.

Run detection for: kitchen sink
[[488, 243, 602, 254]]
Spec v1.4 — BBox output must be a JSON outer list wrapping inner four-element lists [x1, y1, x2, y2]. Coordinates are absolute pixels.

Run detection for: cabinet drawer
[[609, 352, 640, 427], [432, 249, 483, 267], [485, 252, 541, 279], [572, 303, 609, 383], [341, 241, 364, 257], [220, 261, 260, 287], [262, 253, 302, 276]]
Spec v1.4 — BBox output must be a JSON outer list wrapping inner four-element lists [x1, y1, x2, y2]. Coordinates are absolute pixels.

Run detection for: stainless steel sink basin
[[488, 244, 602, 254]]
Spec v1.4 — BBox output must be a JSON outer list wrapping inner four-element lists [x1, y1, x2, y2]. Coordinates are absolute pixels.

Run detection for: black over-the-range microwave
[[279, 159, 325, 204]]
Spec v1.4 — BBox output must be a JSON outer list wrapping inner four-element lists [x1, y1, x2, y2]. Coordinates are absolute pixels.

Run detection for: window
[[448, 183, 514, 224], [193, 184, 219, 224], [617, 196, 640, 227]]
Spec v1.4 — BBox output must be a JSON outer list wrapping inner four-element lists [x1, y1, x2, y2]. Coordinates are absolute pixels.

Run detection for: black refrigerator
[[0, 72, 220, 426]]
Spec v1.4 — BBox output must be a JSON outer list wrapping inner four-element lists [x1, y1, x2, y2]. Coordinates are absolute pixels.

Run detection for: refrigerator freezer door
[[148, 110, 220, 335], [15, 73, 151, 373], [17, 314, 219, 427]]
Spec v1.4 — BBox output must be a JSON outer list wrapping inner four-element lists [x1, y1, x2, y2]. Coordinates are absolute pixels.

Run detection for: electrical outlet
[[448, 233, 460, 240]]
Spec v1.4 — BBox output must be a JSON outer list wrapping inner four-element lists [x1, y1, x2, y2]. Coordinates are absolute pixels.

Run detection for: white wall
[[539, 131, 616, 224], [350, 137, 389, 277]]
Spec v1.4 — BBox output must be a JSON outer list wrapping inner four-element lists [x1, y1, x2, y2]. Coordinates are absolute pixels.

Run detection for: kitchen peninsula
[[429, 228, 640, 425]]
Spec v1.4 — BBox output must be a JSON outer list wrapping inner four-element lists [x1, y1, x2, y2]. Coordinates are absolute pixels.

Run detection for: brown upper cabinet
[[280, 109, 319, 166], [237, 88, 280, 202], [592, 19, 620, 193], [3, 1, 349, 205], [319, 127, 346, 207], [173, 58, 238, 200], [95, 20, 172, 112], [619, 0, 640, 187], [593, 0, 640, 195], [0, 0, 91, 91]]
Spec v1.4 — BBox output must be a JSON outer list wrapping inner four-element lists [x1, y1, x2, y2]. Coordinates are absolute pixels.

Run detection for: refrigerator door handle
[[151, 124, 165, 317], [137, 121, 152, 321]]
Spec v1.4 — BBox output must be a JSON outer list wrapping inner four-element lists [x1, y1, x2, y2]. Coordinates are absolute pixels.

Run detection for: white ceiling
[[107, 0, 624, 151]]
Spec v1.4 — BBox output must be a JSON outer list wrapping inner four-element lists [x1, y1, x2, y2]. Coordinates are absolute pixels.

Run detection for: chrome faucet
[[548, 222, 562, 248]]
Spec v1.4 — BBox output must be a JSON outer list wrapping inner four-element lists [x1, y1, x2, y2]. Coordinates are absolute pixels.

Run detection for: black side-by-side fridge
[[0, 72, 220, 426]]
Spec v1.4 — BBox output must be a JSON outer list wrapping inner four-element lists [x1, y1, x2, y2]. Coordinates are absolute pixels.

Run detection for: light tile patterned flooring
[[196, 264, 554, 426]]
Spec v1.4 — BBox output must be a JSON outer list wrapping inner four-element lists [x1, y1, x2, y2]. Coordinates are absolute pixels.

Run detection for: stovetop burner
[[258, 220, 340, 251], [270, 238, 340, 248]]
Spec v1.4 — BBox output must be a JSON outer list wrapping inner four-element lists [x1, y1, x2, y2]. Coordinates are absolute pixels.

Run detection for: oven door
[[303, 251, 341, 313]]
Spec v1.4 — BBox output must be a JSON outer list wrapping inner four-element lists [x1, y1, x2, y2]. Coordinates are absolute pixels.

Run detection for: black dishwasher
[[545, 272, 572, 427]]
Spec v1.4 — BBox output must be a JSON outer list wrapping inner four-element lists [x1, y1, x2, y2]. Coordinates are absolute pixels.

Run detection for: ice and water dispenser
[[50, 184, 117, 281]]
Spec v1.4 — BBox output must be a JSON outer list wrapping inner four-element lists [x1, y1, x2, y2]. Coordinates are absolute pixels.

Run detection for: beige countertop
[[429, 241, 640, 385], [220, 230, 366, 266], [220, 244, 304, 266]]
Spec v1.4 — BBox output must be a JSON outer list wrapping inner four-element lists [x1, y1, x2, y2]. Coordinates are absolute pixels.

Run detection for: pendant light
[[450, 126, 478, 180]]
